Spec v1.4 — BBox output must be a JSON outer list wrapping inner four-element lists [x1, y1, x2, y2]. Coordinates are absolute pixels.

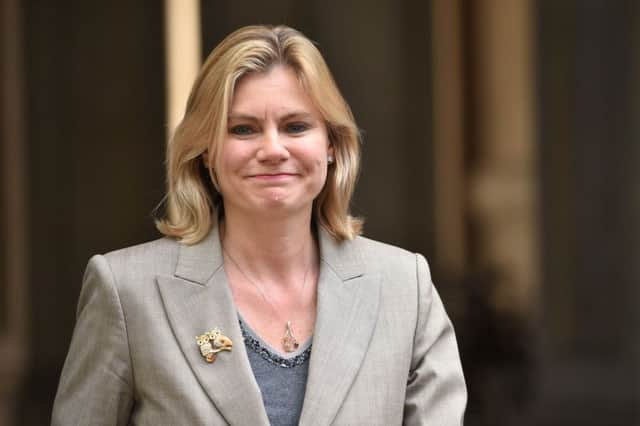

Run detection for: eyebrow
[[227, 111, 315, 122]]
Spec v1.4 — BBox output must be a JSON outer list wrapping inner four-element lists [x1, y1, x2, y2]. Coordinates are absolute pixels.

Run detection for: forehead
[[229, 66, 320, 117]]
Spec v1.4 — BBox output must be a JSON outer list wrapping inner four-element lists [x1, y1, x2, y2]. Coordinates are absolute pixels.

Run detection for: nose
[[256, 128, 290, 163]]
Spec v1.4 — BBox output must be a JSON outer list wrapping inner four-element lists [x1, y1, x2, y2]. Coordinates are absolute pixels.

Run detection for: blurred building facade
[[1, 0, 639, 425]]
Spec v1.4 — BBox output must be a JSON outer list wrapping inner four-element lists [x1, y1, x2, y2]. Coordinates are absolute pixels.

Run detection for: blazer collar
[[157, 226, 380, 426], [174, 227, 223, 284], [157, 226, 269, 425], [173, 225, 365, 285], [300, 231, 381, 425]]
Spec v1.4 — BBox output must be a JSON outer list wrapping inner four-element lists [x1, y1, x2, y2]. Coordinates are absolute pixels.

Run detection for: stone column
[[431, 0, 467, 282], [468, 0, 540, 318], [164, 0, 201, 141]]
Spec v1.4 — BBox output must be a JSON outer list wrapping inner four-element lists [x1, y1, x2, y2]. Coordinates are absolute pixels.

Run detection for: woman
[[52, 25, 466, 425]]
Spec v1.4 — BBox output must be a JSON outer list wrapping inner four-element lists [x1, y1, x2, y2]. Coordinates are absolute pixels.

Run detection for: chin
[[253, 196, 312, 216], [260, 198, 302, 212]]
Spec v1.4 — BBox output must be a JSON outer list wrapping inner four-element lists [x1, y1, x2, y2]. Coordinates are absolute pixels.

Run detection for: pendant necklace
[[223, 245, 312, 353]]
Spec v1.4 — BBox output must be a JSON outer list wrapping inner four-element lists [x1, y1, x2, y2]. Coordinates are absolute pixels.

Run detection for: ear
[[327, 144, 335, 157], [202, 150, 210, 168]]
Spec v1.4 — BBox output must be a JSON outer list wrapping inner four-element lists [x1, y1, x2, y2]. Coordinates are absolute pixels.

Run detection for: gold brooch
[[196, 328, 233, 363]]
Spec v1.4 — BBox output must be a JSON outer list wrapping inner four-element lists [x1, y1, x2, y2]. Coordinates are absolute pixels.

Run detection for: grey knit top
[[239, 317, 312, 426]]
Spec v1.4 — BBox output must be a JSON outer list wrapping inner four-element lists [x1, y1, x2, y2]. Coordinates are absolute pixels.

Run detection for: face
[[213, 65, 333, 218]]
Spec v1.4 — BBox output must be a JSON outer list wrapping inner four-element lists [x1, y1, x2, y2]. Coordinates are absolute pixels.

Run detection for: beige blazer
[[52, 228, 466, 425]]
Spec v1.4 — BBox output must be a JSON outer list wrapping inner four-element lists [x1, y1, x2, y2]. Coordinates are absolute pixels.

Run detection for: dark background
[[2, 1, 639, 425]]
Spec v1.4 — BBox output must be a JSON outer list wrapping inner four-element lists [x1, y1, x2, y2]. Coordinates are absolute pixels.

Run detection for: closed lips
[[249, 173, 297, 178]]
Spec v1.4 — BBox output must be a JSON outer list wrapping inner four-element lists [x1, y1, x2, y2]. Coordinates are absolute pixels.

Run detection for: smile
[[248, 173, 298, 181]]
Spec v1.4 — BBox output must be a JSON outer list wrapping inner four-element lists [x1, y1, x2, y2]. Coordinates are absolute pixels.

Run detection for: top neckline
[[238, 314, 313, 367]]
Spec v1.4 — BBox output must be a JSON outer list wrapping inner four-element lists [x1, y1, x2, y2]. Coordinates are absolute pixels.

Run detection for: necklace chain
[[222, 244, 312, 352]]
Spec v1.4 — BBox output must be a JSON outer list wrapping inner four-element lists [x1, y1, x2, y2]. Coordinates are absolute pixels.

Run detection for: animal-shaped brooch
[[196, 328, 233, 363]]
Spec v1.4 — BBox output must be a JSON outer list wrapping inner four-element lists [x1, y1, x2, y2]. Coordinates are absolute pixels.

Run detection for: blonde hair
[[156, 25, 363, 244]]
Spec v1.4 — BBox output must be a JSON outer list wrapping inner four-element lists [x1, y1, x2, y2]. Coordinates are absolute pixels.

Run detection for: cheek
[[308, 154, 327, 177], [215, 158, 243, 194], [313, 157, 329, 185], [219, 144, 249, 175]]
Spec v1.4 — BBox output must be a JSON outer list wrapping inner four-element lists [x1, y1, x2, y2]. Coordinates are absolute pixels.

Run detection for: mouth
[[248, 173, 298, 180]]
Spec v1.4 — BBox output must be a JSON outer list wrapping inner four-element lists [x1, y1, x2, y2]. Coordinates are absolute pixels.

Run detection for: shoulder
[[91, 236, 180, 287], [351, 234, 428, 278], [352, 234, 415, 258], [103, 235, 179, 264]]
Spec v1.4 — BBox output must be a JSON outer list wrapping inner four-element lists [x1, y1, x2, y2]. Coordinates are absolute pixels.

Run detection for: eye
[[285, 122, 310, 134], [229, 124, 255, 136]]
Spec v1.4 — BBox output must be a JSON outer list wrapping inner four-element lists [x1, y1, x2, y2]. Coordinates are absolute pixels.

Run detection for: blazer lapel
[[156, 228, 270, 426], [299, 231, 382, 426]]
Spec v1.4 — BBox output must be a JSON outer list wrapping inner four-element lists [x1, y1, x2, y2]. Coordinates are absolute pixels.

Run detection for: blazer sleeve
[[52, 255, 134, 426], [403, 253, 467, 425]]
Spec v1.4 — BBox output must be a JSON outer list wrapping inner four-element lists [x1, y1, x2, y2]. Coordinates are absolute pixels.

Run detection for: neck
[[221, 207, 317, 287]]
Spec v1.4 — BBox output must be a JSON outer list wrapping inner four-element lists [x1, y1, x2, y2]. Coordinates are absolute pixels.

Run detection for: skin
[[208, 65, 333, 352], [217, 65, 333, 219]]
